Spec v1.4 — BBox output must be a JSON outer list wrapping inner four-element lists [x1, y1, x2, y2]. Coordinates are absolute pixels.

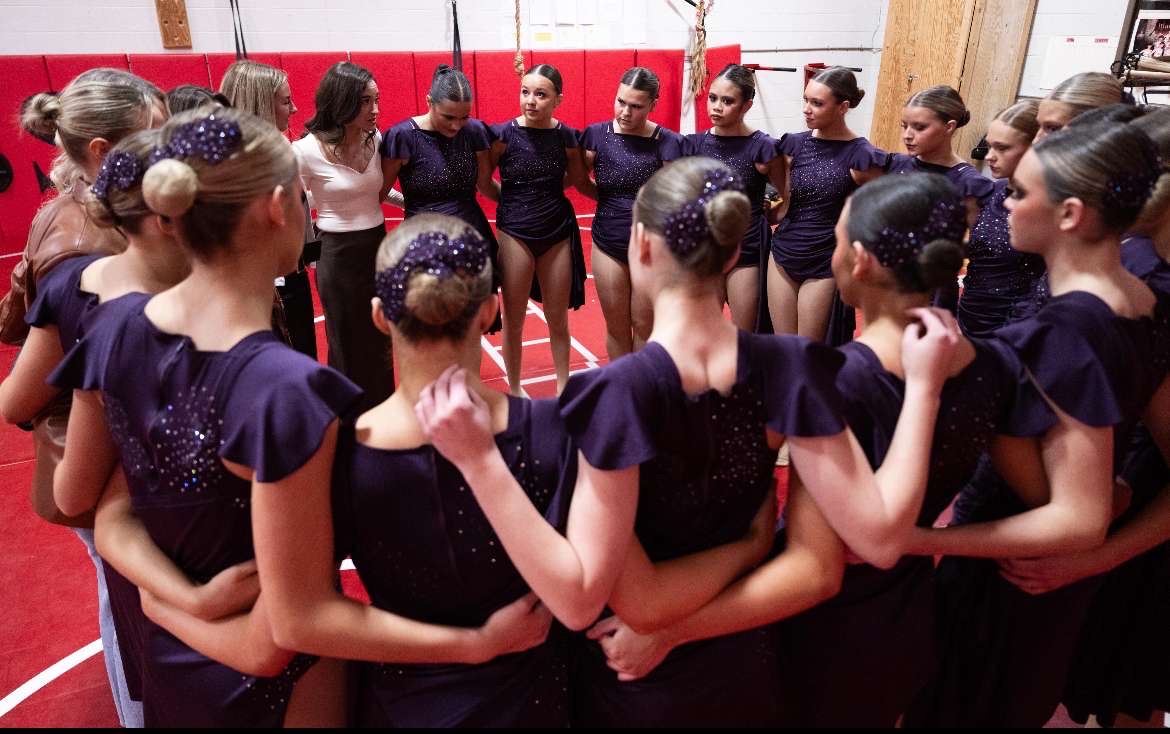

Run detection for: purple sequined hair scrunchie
[[91, 150, 145, 206], [149, 113, 244, 166], [375, 230, 489, 324], [871, 195, 966, 269], [661, 168, 744, 257]]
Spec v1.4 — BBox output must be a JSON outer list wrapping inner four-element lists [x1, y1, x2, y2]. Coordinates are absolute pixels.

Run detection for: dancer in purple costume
[[685, 63, 787, 332], [769, 66, 888, 343], [578, 66, 684, 358]]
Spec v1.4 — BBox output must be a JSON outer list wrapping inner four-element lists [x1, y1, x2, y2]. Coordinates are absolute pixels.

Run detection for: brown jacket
[[0, 192, 126, 345]]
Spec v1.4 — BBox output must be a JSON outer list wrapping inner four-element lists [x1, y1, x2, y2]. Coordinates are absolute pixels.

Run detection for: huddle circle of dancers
[[1, 57, 1168, 728]]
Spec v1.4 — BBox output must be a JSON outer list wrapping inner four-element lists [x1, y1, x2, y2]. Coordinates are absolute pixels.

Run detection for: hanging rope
[[229, 0, 248, 60], [688, 1, 713, 101], [452, 0, 463, 71], [513, 0, 525, 77]]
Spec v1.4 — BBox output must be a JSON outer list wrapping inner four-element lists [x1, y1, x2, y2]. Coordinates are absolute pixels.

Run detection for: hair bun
[[855, 88, 866, 105], [435, 64, 452, 76], [916, 238, 964, 290], [704, 189, 751, 252], [957, 110, 972, 128], [143, 158, 198, 218], [21, 92, 62, 141], [83, 188, 119, 229]]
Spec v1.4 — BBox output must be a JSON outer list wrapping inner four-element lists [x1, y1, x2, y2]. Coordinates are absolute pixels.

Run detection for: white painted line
[[524, 300, 601, 366], [0, 252, 21, 260], [339, 558, 355, 571], [519, 366, 595, 386], [0, 639, 102, 718], [491, 337, 550, 351], [575, 214, 595, 220], [314, 315, 325, 323], [480, 335, 527, 398]]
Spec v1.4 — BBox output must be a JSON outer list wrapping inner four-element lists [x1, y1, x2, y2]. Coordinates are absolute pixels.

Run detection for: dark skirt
[[775, 557, 936, 727], [571, 626, 782, 727], [316, 224, 392, 412], [356, 634, 570, 728], [1063, 430, 1170, 726], [141, 623, 318, 727]]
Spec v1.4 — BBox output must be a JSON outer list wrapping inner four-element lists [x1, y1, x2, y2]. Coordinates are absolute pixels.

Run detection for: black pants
[[317, 224, 394, 411], [276, 269, 317, 359]]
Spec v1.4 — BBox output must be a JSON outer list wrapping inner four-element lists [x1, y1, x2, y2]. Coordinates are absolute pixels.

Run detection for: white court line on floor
[[0, 252, 21, 260], [526, 301, 601, 367], [480, 335, 527, 397], [0, 639, 102, 719], [314, 315, 325, 323]]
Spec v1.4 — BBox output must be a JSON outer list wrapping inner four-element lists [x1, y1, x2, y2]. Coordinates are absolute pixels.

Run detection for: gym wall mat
[[530, 50, 586, 131], [473, 49, 533, 126], [44, 54, 130, 90], [582, 49, 636, 130], [634, 49, 684, 134], [0, 55, 55, 254], [413, 51, 477, 121], [280, 52, 349, 139], [206, 52, 283, 92], [694, 44, 742, 132], [128, 53, 212, 90]]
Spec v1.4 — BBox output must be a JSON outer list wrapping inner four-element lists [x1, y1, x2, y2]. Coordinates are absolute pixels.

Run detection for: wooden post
[[155, 0, 193, 50]]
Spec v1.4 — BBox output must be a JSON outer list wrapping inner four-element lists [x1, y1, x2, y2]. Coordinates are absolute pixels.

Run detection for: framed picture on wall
[[1122, 0, 1170, 59]]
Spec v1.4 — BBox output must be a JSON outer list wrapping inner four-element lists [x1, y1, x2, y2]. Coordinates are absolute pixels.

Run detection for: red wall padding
[[582, 49, 636, 131], [634, 49, 684, 134], [206, 52, 283, 91], [128, 53, 211, 91], [473, 50, 531, 126], [44, 54, 129, 91], [280, 52, 349, 138], [0, 56, 56, 253], [412, 52, 477, 121], [350, 52, 419, 132], [694, 44, 742, 132], [530, 50, 586, 131]]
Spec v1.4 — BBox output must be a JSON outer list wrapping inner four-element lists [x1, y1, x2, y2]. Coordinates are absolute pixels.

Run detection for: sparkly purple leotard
[[380, 118, 499, 255], [906, 289, 1170, 728], [27, 254, 147, 704], [1061, 236, 1170, 726], [957, 179, 1046, 337], [683, 130, 781, 269], [492, 119, 587, 308], [333, 396, 575, 727], [771, 132, 890, 282], [560, 331, 846, 727], [777, 338, 1050, 727], [581, 121, 684, 263], [887, 154, 995, 205], [51, 293, 363, 728]]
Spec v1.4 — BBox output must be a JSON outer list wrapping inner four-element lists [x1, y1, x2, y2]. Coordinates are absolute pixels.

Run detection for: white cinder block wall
[[0, 0, 1132, 136]]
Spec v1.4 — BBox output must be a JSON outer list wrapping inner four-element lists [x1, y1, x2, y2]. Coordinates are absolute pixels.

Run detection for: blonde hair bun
[[143, 158, 198, 217]]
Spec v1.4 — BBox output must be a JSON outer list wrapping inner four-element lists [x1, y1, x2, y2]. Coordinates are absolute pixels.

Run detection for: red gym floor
[[0, 202, 1085, 727]]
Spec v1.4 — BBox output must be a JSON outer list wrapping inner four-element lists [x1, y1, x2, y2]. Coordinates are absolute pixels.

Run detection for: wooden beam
[[155, 0, 193, 50]]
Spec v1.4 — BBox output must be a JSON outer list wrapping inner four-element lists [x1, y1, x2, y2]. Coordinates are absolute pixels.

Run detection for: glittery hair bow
[[661, 168, 744, 257], [375, 230, 489, 323], [872, 195, 966, 269], [149, 113, 243, 166], [1103, 133, 1162, 211], [91, 150, 145, 205]]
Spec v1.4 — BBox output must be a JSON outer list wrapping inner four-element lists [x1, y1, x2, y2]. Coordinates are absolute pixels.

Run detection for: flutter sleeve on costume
[[558, 353, 662, 471], [753, 334, 847, 437], [220, 348, 364, 482], [379, 120, 416, 161], [47, 292, 149, 391], [848, 138, 892, 172]]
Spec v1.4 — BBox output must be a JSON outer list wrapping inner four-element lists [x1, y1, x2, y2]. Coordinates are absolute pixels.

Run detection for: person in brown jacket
[[0, 66, 163, 729]]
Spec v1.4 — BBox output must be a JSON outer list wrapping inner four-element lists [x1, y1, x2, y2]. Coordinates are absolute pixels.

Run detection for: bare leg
[[796, 276, 837, 342], [282, 657, 348, 727], [497, 231, 537, 396], [725, 265, 760, 331], [591, 246, 634, 359], [533, 239, 572, 394], [767, 257, 800, 336]]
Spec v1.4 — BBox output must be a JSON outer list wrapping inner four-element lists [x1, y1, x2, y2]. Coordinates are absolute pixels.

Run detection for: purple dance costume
[[580, 121, 684, 264], [28, 255, 146, 706], [777, 337, 1050, 727], [1061, 236, 1170, 726], [380, 118, 499, 257], [333, 396, 576, 727], [887, 154, 995, 205], [560, 331, 846, 727], [905, 289, 1170, 728], [492, 119, 587, 308], [683, 129, 781, 270], [771, 131, 890, 282], [957, 179, 1047, 337], [51, 293, 362, 727]]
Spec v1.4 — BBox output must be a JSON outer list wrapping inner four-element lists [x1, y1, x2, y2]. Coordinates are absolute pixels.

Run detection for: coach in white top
[[293, 60, 393, 409]]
